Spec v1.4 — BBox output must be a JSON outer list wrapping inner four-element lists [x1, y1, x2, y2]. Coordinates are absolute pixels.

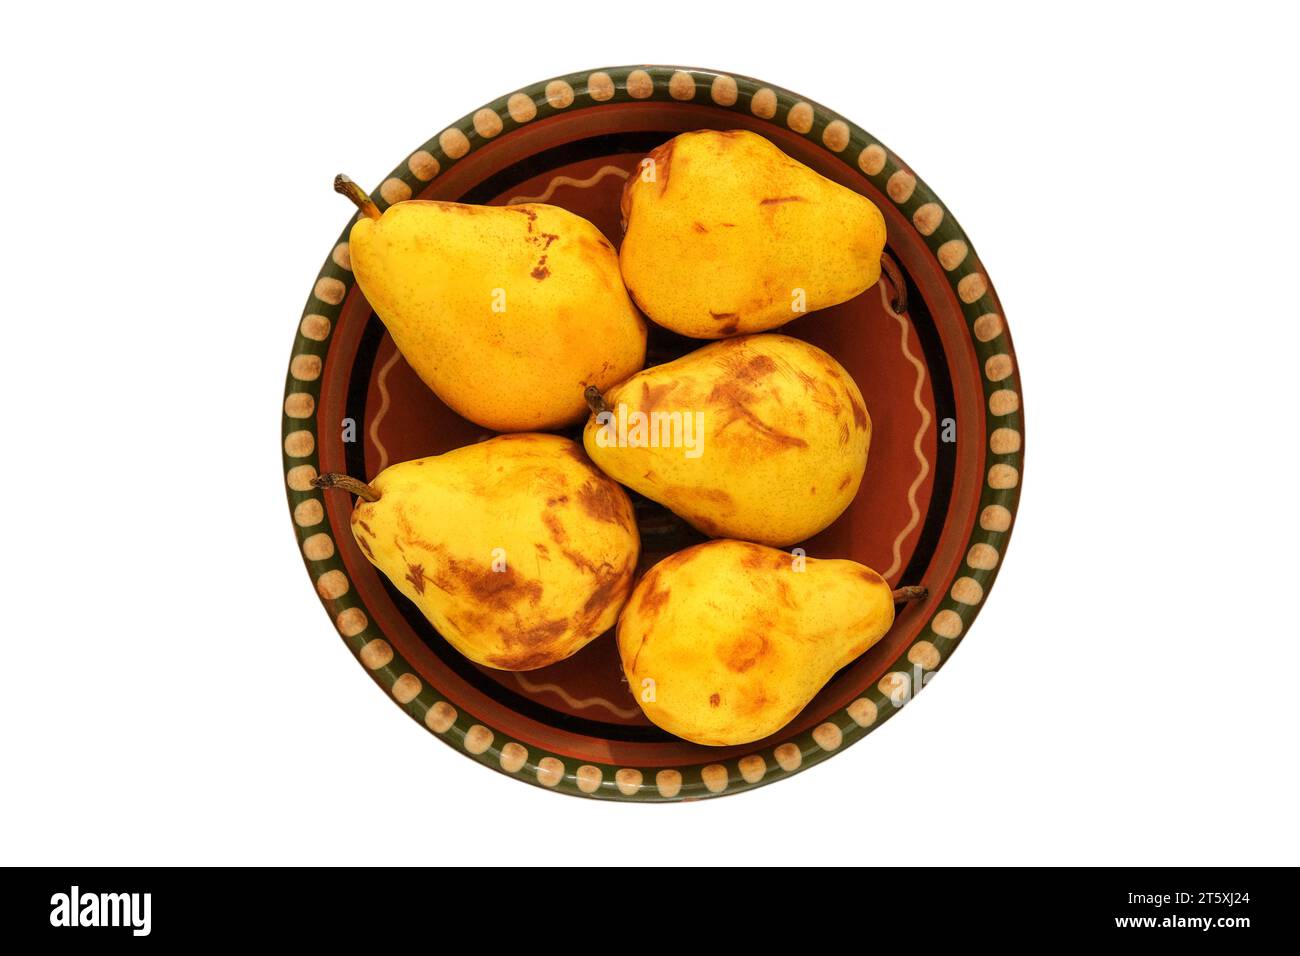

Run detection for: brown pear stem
[[880, 250, 907, 315], [311, 473, 380, 502], [584, 385, 610, 416], [891, 585, 928, 603], [334, 174, 381, 221]]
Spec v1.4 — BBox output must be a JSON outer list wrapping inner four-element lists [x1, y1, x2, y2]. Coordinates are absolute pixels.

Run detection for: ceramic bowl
[[282, 65, 1023, 801]]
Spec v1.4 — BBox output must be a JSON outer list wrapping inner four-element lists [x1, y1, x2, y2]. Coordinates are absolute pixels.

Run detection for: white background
[[2, 1, 1296, 866]]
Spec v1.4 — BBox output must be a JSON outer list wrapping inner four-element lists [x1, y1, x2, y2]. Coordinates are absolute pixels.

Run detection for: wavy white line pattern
[[879, 282, 933, 581], [506, 164, 630, 205], [512, 673, 642, 719], [368, 347, 404, 473]]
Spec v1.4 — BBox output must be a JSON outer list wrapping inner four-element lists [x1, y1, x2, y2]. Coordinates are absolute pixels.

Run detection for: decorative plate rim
[[281, 65, 1024, 802]]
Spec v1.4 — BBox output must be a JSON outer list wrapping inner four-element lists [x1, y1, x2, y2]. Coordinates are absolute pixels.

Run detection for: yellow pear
[[617, 540, 925, 746], [336, 176, 646, 432], [582, 334, 870, 547], [619, 130, 887, 338], [313, 434, 639, 671]]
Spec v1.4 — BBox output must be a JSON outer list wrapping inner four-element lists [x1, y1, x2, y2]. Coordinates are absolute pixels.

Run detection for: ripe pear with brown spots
[[582, 334, 871, 548], [313, 434, 640, 671], [335, 175, 646, 432], [617, 540, 926, 746], [618, 129, 887, 338]]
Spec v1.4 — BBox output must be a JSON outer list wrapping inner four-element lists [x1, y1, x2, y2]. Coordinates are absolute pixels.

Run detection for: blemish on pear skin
[[717, 349, 776, 383], [692, 514, 723, 536], [555, 442, 591, 466], [739, 688, 769, 716], [709, 693, 721, 707], [636, 575, 673, 619], [357, 536, 375, 559], [582, 569, 630, 625], [850, 401, 869, 431], [659, 545, 703, 570], [738, 543, 781, 570], [487, 644, 562, 671], [639, 380, 674, 413], [628, 632, 651, 672], [395, 508, 444, 555], [562, 547, 605, 576], [578, 236, 614, 267], [509, 618, 567, 646], [542, 511, 568, 545], [774, 577, 796, 608], [838, 473, 852, 491], [667, 485, 735, 512], [357, 520, 375, 537], [508, 205, 538, 230], [464, 565, 543, 609], [531, 256, 550, 280], [707, 381, 808, 449], [583, 574, 621, 615], [693, 222, 709, 233], [724, 634, 769, 673], [759, 195, 806, 205], [857, 568, 886, 587], [440, 202, 490, 215], [405, 563, 426, 595], [739, 353, 778, 380], [576, 480, 626, 525]]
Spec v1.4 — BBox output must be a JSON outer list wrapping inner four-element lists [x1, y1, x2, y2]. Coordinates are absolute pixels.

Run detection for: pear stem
[[891, 585, 928, 603], [584, 385, 610, 416], [311, 473, 380, 502], [334, 174, 381, 221], [880, 250, 908, 314]]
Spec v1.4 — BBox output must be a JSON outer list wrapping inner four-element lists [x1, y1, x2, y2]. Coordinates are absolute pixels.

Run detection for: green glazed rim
[[282, 65, 1023, 801]]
